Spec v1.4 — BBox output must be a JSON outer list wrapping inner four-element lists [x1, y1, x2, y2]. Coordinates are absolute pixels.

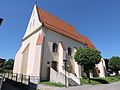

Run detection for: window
[[98, 70, 100, 73], [52, 43, 58, 52], [68, 47, 72, 56]]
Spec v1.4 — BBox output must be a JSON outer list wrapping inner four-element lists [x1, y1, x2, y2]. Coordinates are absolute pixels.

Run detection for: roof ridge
[[36, 6, 75, 29]]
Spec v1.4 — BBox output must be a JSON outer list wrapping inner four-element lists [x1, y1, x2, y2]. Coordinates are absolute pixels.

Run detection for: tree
[[0, 58, 6, 67], [108, 56, 120, 75], [0, 58, 6, 72], [2, 59, 14, 72], [74, 48, 101, 82]]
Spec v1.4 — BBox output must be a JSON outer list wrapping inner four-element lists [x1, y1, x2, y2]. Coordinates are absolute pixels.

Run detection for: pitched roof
[[79, 34, 96, 48], [36, 6, 95, 48]]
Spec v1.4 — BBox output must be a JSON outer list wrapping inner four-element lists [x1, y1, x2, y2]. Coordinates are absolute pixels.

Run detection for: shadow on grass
[[90, 78, 109, 84]]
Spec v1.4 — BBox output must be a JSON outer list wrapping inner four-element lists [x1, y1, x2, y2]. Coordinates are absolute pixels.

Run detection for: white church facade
[[13, 5, 106, 85]]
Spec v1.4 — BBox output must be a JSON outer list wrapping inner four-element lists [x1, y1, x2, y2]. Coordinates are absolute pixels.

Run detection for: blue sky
[[0, 0, 120, 60]]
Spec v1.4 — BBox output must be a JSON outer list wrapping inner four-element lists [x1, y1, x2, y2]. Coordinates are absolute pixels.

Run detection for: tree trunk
[[115, 71, 119, 76], [86, 71, 90, 83]]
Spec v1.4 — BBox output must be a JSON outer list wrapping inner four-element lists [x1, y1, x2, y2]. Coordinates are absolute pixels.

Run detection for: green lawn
[[39, 76, 120, 87], [40, 81, 64, 87], [80, 76, 120, 85]]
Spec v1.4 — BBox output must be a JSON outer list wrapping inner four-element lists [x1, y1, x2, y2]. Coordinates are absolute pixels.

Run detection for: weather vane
[[0, 18, 3, 26], [35, 0, 37, 5]]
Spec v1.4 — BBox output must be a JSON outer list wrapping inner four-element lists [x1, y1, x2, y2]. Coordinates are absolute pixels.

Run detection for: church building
[[13, 5, 106, 86]]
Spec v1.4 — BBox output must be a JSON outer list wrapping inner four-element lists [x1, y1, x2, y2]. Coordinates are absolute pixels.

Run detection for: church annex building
[[13, 5, 106, 86]]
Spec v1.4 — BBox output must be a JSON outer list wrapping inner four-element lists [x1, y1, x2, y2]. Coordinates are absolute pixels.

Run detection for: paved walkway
[[1, 80, 120, 90], [37, 81, 120, 90], [56, 81, 120, 90]]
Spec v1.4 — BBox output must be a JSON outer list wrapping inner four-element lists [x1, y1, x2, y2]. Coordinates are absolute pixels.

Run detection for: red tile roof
[[36, 6, 95, 48], [79, 34, 96, 48]]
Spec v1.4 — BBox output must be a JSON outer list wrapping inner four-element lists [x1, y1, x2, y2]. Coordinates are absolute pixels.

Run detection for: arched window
[[68, 47, 72, 56], [52, 43, 58, 52]]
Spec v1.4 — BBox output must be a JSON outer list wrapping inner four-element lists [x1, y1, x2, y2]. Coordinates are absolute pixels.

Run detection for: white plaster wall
[[44, 28, 84, 50], [21, 44, 30, 75], [58, 43, 64, 73], [97, 58, 106, 77], [50, 67, 80, 86], [74, 62, 79, 77], [22, 29, 42, 75], [50, 67, 66, 85], [41, 27, 85, 79], [78, 65, 82, 78], [32, 45, 42, 76], [73, 48, 79, 77], [13, 48, 23, 74], [13, 5, 43, 76], [14, 28, 44, 76], [40, 34, 53, 81]]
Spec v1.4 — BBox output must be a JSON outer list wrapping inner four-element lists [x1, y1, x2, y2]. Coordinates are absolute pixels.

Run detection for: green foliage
[[80, 78, 102, 85], [80, 76, 120, 85], [0, 58, 6, 72], [108, 56, 120, 75], [74, 48, 101, 70], [74, 48, 101, 81], [74, 48, 101, 66], [0, 58, 6, 67], [2, 59, 14, 70]]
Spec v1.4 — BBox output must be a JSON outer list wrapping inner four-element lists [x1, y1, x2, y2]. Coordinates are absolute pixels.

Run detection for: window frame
[[52, 43, 58, 52], [67, 47, 72, 56]]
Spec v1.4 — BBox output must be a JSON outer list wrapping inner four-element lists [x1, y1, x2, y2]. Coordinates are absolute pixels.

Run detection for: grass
[[80, 76, 120, 85], [39, 76, 120, 86], [40, 81, 64, 87]]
